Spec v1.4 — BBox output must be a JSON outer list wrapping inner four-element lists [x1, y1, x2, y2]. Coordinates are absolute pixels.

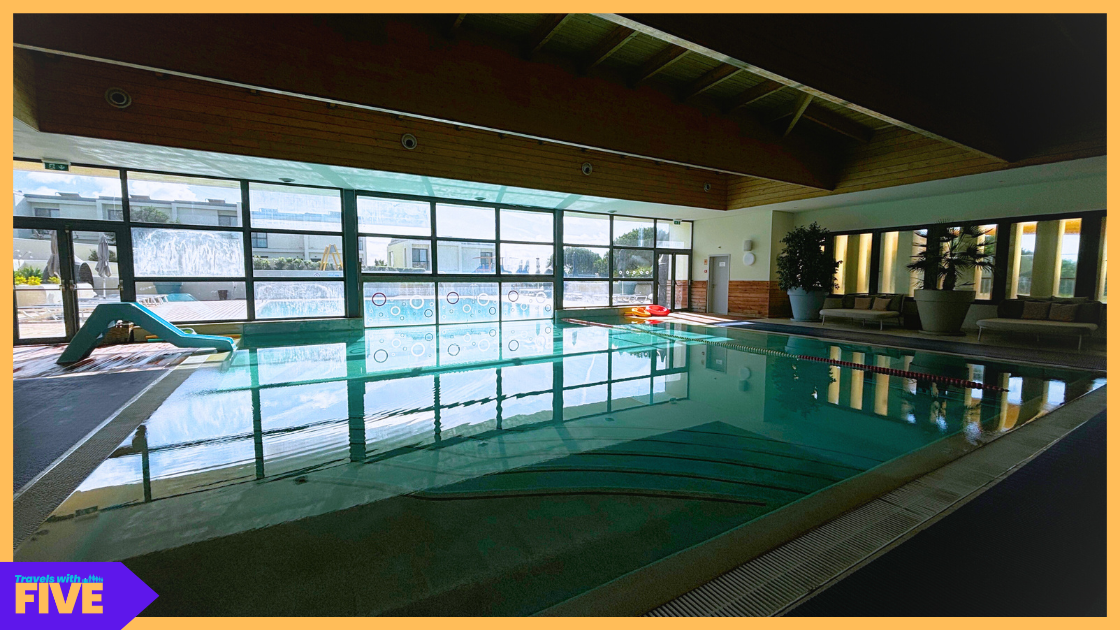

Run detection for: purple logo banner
[[4, 562, 157, 629]]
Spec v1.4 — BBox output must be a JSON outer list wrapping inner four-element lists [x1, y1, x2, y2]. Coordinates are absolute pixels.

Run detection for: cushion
[[822, 297, 844, 309], [997, 299, 1025, 319], [872, 297, 891, 311], [1052, 296, 1089, 304], [1048, 302, 1079, 322], [853, 296, 873, 310], [1076, 301, 1103, 324], [1021, 301, 1052, 320], [886, 295, 904, 312], [841, 294, 856, 309]]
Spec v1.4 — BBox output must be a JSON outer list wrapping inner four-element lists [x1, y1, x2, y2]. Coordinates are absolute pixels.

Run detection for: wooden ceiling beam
[[801, 103, 873, 143], [783, 93, 813, 136], [726, 79, 784, 112], [629, 44, 688, 86], [581, 25, 638, 73], [522, 14, 571, 58], [680, 63, 742, 101]]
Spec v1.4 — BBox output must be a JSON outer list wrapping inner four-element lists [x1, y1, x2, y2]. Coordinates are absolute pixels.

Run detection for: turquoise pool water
[[15, 319, 1104, 615]]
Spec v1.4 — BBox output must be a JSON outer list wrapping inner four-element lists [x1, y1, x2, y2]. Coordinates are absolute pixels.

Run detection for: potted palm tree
[[908, 226, 995, 335], [777, 222, 840, 322]]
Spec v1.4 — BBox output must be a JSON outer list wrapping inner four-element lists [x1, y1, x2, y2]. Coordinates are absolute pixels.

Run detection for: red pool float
[[647, 305, 670, 316]]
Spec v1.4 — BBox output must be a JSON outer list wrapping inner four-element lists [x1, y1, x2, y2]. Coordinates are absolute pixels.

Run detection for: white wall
[[792, 168, 1106, 233], [691, 209, 775, 281]]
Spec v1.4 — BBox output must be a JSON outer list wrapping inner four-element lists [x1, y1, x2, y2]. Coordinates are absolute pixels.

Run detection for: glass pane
[[14, 162, 124, 221], [656, 253, 671, 305], [248, 183, 341, 232], [563, 281, 609, 307], [833, 234, 847, 293], [1008, 222, 1036, 298], [136, 281, 247, 321], [563, 246, 609, 278], [72, 230, 123, 326], [613, 217, 655, 247], [359, 237, 431, 274], [1098, 218, 1107, 302], [132, 228, 245, 277], [613, 281, 654, 305], [500, 209, 553, 243], [255, 281, 344, 319], [252, 233, 343, 277], [501, 282, 553, 320], [878, 231, 900, 294], [909, 230, 927, 296], [364, 282, 436, 327], [835, 233, 872, 294], [499, 243, 553, 275], [1057, 218, 1080, 298], [674, 254, 690, 310], [655, 220, 692, 249], [973, 225, 997, 300], [436, 204, 495, 240], [439, 282, 500, 324], [357, 197, 430, 236], [563, 212, 609, 245], [437, 241, 496, 274], [128, 172, 242, 227], [614, 249, 654, 278], [14, 232, 65, 338]]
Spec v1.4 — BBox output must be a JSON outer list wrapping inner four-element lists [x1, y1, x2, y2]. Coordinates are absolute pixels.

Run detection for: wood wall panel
[[14, 48, 38, 129], [32, 55, 730, 210], [687, 280, 788, 318], [727, 126, 1106, 209]]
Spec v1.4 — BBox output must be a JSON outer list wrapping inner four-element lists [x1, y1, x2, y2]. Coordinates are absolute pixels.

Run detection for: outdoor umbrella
[[95, 233, 112, 279], [42, 232, 60, 283]]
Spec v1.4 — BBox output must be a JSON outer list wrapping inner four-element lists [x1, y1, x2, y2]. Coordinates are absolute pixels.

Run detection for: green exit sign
[[673, 219, 681, 225], [44, 161, 69, 171]]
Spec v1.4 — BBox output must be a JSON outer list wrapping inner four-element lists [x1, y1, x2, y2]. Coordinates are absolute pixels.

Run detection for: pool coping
[[538, 385, 1107, 616], [12, 352, 222, 548]]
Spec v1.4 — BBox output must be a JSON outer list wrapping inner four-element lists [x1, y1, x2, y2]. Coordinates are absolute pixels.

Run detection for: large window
[[563, 212, 691, 308], [1008, 219, 1079, 299], [14, 163, 124, 222], [359, 196, 556, 326], [833, 232, 872, 294]]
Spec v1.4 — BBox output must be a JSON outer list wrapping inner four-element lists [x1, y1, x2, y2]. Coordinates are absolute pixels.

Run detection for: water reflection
[[15, 321, 1103, 615]]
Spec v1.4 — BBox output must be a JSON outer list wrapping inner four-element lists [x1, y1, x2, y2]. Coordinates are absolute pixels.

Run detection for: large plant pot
[[914, 289, 975, 335], [787, 288, 828, 322]]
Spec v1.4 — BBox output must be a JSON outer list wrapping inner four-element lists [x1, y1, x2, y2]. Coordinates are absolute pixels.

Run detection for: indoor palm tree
[[907, 226, 995, 334]]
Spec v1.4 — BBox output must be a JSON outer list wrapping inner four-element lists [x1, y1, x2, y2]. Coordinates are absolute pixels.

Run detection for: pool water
[[15, 318, 1104, 615]]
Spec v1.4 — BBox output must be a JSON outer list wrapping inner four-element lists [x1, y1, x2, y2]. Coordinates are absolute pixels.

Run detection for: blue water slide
[[57, 302, 237, 365]]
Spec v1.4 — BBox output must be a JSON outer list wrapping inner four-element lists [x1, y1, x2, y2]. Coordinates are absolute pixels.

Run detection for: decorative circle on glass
[[464, 304, 472, 313], [390, 306, 401, 316], [425, 333, 434, 341], [535, 292, 547, 303], [477, 293, 491, 306], [411, 343, 426, 357], [378, 312, 385, 317], [545, 327, 552, 333], [488, 328, 497, 337], [409, 296, 425, 310], [508, 290, 520, 302], [392, 338, 401, 348], [545, 305, 552, 312], [424, 309, 433, 317], [373, 349, 389, 363], [508, 340, 519, 352], [370, 292, 388, 307], [447, 344, 460, 356], [479, 340, 490, 351], [446, 291, 460, 304], [488, 307, 496, 315]]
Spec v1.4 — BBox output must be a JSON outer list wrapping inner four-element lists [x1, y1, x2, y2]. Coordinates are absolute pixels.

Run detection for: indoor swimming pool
[[14, 318, 1106, 615]]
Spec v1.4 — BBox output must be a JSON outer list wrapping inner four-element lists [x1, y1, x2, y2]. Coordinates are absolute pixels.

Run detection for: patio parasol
[[95, 233, 113, 279], [42, 232, 60, 283]]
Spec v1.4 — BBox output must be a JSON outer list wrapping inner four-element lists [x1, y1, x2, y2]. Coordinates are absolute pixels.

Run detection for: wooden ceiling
[[13, 13, 1106, 211]]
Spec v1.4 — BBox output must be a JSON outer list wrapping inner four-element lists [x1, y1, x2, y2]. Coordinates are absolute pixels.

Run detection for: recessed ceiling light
[[279, 178, 294, 183], [475, 196, 486, 201]]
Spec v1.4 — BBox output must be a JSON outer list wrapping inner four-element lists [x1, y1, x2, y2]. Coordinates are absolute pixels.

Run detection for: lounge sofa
[[976, 297, 1103, 349], [819, 294, 905, 330]]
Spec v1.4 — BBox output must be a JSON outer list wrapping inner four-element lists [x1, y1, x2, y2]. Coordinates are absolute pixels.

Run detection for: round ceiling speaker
[[104, 87, 132, 109], [401, 134, 418, 150], [581, 162, 593, 176]]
